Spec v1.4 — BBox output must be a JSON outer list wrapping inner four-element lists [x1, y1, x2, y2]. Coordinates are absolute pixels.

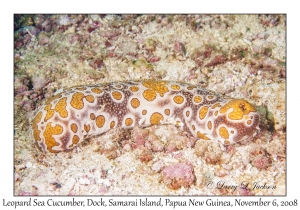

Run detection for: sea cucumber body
[[32, 80, 260, 153]]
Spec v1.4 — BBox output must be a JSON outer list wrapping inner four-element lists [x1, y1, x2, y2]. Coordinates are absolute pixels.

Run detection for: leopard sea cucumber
[[31, 80, 260, 153]]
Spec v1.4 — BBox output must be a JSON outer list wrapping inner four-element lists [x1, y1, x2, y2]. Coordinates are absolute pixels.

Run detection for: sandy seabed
[[14, 14, 286, 195]]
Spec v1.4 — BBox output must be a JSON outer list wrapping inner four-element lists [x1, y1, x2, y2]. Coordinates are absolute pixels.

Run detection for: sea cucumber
[[31, 80, 260, 153]]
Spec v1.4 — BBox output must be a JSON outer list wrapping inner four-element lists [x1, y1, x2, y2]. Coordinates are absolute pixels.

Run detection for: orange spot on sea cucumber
[[131, 98, 140, 108], [70, 92, 85, 110], [143, 89, 156, 101], [142, 80, 169, 100], [110, 121, 115, 128], [91, 87, 103, 94], [69, 135, 80, 148], [84, 124, 91, 132], [186, 110, 190, 117], [44, 104, 55, 122], [207, 121, 212, 130], [187, 85, 196, 90], [96, 115, 105, 128], [90, 113, 95, 120], [70, 123, 78, 133], [85, 95, 95, 103], [72, 135, 80, 144], [43, 123, 63, 153], [173, 95, 184, 104], [55, 97, 68, 118], [150, 112, 164, 125], [211, 103, 221, 109], [164, 109, 170, 116], [125, 118, 133, 126], [220, 99, 257, 120], [219, 126, 229, 139], [112, 91, 122, 100], [199, 106, 209, 120], [193, 95, 202, 103], [129, 86, 139, 92], [197, 131, 210, 140], [171, 84, 180, 90]]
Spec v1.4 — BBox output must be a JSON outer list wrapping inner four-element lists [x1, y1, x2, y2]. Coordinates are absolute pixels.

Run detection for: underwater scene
[[14, 14, 286, 195]]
